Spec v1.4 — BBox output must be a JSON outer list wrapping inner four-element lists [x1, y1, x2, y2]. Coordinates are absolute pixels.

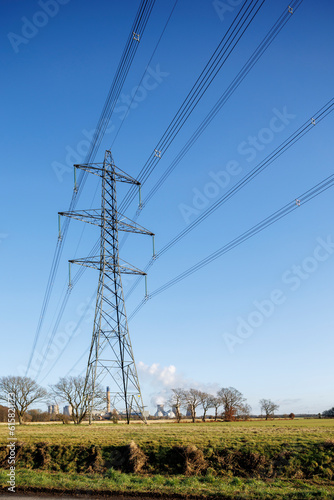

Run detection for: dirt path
[[0, 496, 171, 500], [0, 494, 186, 500]]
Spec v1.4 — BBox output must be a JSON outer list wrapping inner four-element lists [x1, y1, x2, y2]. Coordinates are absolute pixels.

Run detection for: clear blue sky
[[1, 0, 334, 415]]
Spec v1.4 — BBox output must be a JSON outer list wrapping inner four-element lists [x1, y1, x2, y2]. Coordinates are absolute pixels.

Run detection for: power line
[[39, 290, 97, 384], [110, 0, 179, 149], [32, 0, 321, 381], [157, 99, 334, 257], [116, 0, 304, 255], [143, 0, 304, 207], [119, 0, 266, 214], [65, 171, 334, 375], [35, 232, 121, 381], [26, 0, 156, 376], [122, 98, 334, 301], [69, 0, 269, 268], [128, 171, 334, 318], [80, 0, 157, 172], [31, 1, 180, 378], [29, 0, 266, 377]]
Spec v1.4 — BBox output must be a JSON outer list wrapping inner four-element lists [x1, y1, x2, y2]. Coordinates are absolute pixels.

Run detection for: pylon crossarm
[[69, 256, 146, 275], [69, 258, 101, 270], [118, 264, 146, 275], [59, 209, 102, 227], [74, 164, 105, 178], [117, 214, 154, 236], [74, 163, 140, 186], [114, 168, 140, 185], [59, 209, 154, 236]]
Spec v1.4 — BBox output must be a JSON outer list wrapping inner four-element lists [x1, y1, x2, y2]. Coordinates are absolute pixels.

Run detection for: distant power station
[[154, 404, 165, 417], [154, 404, 176, 419], [63, 405, 72, 416], [48, 404, 59, 415], [106, 386, 111, 413]]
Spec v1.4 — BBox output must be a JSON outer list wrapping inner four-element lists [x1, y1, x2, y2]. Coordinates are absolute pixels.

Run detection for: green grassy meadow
[[0, 419, 334, 498], [1, 417, 334, 448]]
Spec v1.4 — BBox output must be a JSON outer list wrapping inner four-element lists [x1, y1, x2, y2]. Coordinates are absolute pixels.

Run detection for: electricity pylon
[[59, 150, 154, 423]]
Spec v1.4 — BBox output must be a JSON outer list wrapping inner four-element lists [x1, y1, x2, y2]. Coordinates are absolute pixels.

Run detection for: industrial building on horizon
[[106, 386, 111, 413], [63, 405, 72, 416], [48, 404, 59, 415], [154, 404, 176, 419]]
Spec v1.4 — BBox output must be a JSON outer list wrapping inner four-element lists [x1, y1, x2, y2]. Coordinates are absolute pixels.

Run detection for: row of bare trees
[[0, 375, 281, 424], [167, 390, 282, 422], [167, 387, 253, 422], [0, 375, 104, 425]]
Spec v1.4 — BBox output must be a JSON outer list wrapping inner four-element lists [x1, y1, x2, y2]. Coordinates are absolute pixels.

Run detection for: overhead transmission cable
[[117, 0, 304, 254], [33, 0, 305, 379], [110, 0, 179, 149], [156, 99, 334, 257], [26, 0, 156, 376], [32, 1, 182, 381], [119, 0, 267, 214], [78, 0, 156, 176], [124, 98, 334, 300], [61, 103, 334, 372], [127, 172, 334, 319], [47, 0, 310, 316], [39, 290, 97, 384], [143, 0, 304, 207], [32, 0, 266, 379], [67, 170, 334, 373], [60, 0, 267, 271]]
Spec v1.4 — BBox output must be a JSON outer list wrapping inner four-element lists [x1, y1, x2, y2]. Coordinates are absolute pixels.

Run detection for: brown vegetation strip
[[0, 439, 333, 480]]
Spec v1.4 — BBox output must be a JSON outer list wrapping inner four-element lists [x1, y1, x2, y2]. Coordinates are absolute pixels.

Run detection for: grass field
[[1, 419, 334, 498], [1, 417, 334, 448]]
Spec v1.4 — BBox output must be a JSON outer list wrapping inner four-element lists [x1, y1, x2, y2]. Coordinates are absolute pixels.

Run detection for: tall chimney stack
[[106, 386, 111, 413]]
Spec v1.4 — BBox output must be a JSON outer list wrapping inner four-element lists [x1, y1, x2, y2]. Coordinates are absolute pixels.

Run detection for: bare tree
[[218, 387, 246, 421], [211, 396, 223, 421], [182, 389, 202, 423], [259, 399, 279, 420], [49, 376, 105, 425], [167, 388, 184, 423], [237, 403, 252, 420], [198, 391, 215, 422], [0, 376, 48, 424]]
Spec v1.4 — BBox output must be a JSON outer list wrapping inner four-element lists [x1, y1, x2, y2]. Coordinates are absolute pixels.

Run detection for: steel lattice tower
[[59, 150, 154, 423]]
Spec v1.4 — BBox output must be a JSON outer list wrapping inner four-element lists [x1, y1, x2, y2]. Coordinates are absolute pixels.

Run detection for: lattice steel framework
[[59, 150, 154, 423]]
